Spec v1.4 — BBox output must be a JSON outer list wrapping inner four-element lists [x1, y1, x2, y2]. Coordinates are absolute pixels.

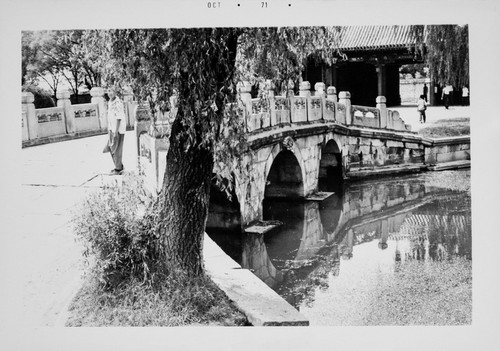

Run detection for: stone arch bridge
[[136, 81, 470, 231]]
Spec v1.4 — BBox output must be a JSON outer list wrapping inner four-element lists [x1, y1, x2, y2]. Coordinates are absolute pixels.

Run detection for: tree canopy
[[22, 30, 104, 96], [91, 27, 344, 275], [412, 25, 469, 88]]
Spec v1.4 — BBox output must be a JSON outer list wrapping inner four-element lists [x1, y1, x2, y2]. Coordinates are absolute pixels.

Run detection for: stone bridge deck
[[135, 83, 470, 230]]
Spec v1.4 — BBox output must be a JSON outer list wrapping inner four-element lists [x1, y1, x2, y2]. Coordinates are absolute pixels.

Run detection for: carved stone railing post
[[287, 79, 295, 96], [299, 81, 311, 98], [327, 86, 337, 102], [56, 89, 74, 134], [325, 86, 337, 122], [299, 81, 311, 122], [260, 80, 273, 128], [122, 86, 135, 128], [265, 80, 276, 127], [135, 103, 152, 161], [22, 92, 36, 140], [314, 82, 326, 121], [237, 81, 252, 132], [90, 87, 107, 131], [376, 96, 388, 129], [314, 82, 326, 97], [264, 79, 275, 99], [338, 91, 352, 125]]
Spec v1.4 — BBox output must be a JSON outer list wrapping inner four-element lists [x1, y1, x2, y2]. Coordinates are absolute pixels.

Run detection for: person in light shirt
[[462, 86, 469, 106], [441, 84, 453, 109], [417, 94, 427, 123], [106, 87, 126, 175]]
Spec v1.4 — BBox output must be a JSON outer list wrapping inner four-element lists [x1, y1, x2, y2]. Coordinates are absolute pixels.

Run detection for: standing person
[[106, 87, 126, 175], [462, 86, 469, 106], [423, 83, 428, 102], [417, 94, 427, 123], [441, 84, 452, 109]]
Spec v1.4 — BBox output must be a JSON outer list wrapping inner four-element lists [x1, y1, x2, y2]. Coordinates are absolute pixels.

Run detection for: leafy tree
[[399, 63, 427, 78], [95, 27, 342, 276], [412, 25, 469, 88], [21, 31, 36, 86], [22, 30, 105, 96], [22, 30, 64, 97]]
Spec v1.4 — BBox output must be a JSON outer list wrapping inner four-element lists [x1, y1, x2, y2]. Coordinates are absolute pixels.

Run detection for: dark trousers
[[109, 131, 125, 171], [444, 94, 450, 109], [419, 110, 426, 123]]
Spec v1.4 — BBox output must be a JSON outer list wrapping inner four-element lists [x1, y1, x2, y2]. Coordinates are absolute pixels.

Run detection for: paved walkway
[[2, 104, 470, 328], [390, 105, 470, 133], [6, 131, 138, 327]]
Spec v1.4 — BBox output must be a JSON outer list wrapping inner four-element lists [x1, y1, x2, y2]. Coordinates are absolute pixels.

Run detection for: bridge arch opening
[[265, 150, 304, 199], [319, 139, 343, 192], [206, 173, 241, 233], [205, 173, 243, 262]]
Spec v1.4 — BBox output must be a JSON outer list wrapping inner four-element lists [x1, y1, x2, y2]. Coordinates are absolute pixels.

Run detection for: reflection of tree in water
[[276, 244, 341, 309]]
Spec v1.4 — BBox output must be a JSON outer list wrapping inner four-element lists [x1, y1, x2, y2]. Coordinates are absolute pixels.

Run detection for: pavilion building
[[303, 25, 431, 107]]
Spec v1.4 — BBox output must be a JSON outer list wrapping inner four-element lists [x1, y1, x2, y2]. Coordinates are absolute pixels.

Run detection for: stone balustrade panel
[[72, 103, 100, 133], [272, 96, 291, 126], [35, 107, 66, 138], [387, 110, 409, 131], [351, 105, 380, 128], [308, 96, 323, 122], [22, 110, 29, 141], [291, 96, 307, 123], [247, 98, 266, 132], [260, 99, 271, 129], [324, 98, 336, 122], [336, 103, 347, 124]]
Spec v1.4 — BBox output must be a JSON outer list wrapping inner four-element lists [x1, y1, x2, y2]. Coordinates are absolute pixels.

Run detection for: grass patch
[[419, 117, 470, 138], [66, 270, 249, 327], [69, 173, 248, 327]]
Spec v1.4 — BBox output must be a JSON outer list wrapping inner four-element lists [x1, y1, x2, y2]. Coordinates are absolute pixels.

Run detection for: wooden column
[[376, 64, 387, 99]]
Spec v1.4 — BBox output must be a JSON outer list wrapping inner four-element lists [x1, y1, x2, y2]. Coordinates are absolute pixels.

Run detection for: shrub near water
[[70, 174, 247, 326], [73, 174, 163, 289]]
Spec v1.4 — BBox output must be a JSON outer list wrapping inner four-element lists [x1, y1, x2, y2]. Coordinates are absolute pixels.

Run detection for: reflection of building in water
[[389, 214, 470, 262], [211, 172, 471, 309]]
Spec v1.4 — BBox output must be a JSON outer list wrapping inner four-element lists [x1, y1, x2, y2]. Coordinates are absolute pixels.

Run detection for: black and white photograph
[[1, 0, 499, 350]]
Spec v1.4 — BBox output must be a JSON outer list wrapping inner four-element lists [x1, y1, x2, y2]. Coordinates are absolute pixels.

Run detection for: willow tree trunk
[[152, 29, 240, 276], [156, 115, 214, 276]]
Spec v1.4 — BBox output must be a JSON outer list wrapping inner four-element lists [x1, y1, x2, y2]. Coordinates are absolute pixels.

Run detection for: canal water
[[207, 169, 472, 325]]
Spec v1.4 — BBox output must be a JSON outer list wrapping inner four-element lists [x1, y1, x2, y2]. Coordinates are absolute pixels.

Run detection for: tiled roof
[[335, 25, 417, 51]]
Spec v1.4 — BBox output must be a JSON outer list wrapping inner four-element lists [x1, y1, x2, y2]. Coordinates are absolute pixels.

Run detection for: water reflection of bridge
[[225, 174, 471, 302]]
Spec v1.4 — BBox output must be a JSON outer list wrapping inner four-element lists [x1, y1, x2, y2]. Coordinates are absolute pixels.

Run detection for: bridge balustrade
[[22, 80, 411, 147], [34, 106, 66, 139], [238, 81, 411, 135], [71, 103, 100, 133], [351, 105, 380, 128], [22, 87, 136, 146], [272, 96, 291, 126]]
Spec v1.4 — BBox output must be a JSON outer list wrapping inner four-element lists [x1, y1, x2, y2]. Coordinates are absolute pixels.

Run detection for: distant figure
[[417, 94, 427, 123], [442, 84, 453, 109], [423, 83, 428, 102], [462, 86, 469, 106], [105, 87, 126, 175]]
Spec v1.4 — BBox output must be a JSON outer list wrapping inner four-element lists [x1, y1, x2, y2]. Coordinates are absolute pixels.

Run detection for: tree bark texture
[[157, 115, 214, 276], [155, 30, 240, 276]]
